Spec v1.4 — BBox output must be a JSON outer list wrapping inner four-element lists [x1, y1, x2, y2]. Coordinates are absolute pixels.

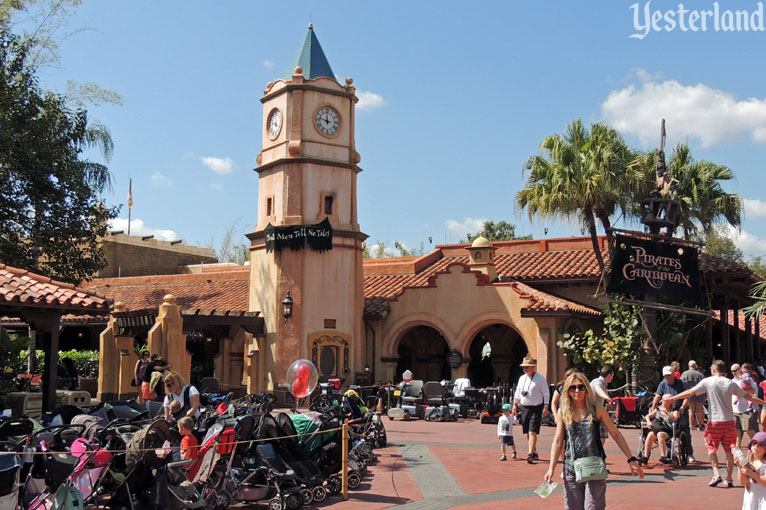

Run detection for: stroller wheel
[[312, 485, 327, 502], [328, 475, 342, 494], [285, 493, 303, 510], [268, 497, 285, 510], [348, 471, 362, 489], [403, 411, 411, 421], [300, 488, 313, 505]]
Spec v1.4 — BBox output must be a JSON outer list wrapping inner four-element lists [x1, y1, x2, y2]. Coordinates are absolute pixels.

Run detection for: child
[[178, 416, 199, 461], [498, 403, 517, 461], [736, 431, 766, 509]]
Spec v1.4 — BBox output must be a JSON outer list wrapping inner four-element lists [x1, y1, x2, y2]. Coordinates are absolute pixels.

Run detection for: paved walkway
[[317, 417, 745, 509]]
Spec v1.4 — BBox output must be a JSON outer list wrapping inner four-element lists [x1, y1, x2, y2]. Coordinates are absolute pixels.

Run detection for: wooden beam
[[722, 303, 730, 365]]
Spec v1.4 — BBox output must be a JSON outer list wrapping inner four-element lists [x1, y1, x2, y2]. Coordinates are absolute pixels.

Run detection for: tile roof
[[362, 236, 760, 318], [0, 263, 110, 312], [510, 282, 601, 316], [81, 268, 250, 313]]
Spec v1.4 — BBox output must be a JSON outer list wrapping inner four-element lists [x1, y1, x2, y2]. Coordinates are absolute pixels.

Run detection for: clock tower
[[247, 24, 366, 391]]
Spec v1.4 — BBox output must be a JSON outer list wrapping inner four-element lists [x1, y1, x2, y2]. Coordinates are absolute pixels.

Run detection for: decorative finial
[[294, 66, 303, 76], [345, 77, 353, 85], [308, 22, 313, 29]]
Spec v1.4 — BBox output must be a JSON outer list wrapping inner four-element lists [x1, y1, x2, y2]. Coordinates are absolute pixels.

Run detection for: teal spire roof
[[284, 24, 336, 81]]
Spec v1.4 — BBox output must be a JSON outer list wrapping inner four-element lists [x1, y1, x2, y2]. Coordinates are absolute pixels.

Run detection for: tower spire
[[284, 24, 335, 80]]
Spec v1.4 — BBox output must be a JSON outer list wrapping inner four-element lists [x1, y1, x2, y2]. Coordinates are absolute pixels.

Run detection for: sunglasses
[[568, 384, 588, 392]]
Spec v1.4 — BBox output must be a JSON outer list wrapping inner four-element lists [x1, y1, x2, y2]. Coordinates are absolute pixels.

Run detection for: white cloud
[[108, 218, 178, 241], [628, 67, 662, 83], [356, 90, 386, 112], [721, 224, 766, 257], [200, 156, 234, 175], [264, 59, 275, 70], [745, 198, 766, 218], [210, 183, 223, 191], [150, 173, 171, 187], [445, 217, 487, 241], [602, 69, 766, 147]]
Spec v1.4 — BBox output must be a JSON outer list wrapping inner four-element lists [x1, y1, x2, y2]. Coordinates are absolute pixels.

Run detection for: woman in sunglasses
[[162, 371, 201, 421], [544, 371, 643, 510]]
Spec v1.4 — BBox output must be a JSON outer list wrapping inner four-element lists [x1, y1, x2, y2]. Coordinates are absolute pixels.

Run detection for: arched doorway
[[468, 324, 527, 387], [394, 326, 450, 383]]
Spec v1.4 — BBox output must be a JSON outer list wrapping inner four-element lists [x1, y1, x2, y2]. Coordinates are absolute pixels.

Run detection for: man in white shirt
[[511, 356, 549, 464], [590, 366, 614, 445], [665, 359, 766, 488]]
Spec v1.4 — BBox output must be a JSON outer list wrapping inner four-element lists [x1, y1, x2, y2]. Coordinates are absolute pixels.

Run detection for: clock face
[[315, 106, 340, 136], [268, 109, 282, 138]]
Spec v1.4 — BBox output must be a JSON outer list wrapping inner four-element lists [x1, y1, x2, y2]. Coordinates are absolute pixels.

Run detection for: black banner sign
[[606, 234, 701, 305], [265, 218, 333, 253]]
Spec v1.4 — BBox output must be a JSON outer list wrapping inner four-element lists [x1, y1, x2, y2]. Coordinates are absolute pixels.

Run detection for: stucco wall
[[377, 263, 553, 379]]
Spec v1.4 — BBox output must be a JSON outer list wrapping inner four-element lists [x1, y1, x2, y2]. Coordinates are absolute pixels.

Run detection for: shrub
[[59, 350, 100, 379]]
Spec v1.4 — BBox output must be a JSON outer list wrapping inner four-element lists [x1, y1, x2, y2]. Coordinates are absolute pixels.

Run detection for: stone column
[[97, 303, 123, 401], [148, 295, 191, 384]]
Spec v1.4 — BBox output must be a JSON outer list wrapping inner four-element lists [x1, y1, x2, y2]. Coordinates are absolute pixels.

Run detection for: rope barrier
[[0, 417, 369, 456]]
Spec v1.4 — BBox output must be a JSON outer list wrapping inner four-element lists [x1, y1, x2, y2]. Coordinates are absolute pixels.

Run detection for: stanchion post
[[342, 418, 349, 500]]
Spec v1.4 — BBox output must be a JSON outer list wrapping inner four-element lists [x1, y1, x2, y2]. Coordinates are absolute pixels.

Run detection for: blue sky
[[19, 0, 766, 258]]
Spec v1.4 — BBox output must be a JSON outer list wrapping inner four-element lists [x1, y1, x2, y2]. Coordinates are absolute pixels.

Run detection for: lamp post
[[282, 291, 293, 323]]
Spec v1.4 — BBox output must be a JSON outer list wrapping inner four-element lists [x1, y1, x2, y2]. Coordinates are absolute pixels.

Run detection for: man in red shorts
[[665, 359, 766, 488]]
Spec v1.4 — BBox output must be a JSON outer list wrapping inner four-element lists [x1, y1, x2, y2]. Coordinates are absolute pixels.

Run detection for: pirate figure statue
[[650, 119, 677, 200]]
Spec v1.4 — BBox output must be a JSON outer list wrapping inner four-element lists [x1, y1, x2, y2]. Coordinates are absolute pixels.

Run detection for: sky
[[16, 0, 766, 259]]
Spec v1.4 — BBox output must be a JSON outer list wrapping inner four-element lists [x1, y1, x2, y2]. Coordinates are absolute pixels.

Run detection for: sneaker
[[527, 454, 534, 464], [725, 479, 734, 488], [532, 452, 539, 460], [688, 455, 696, 463], [709, 475, 723, 487], [511, 452, 517, 460], [500, 455, 507, 461], [637, 456, 648, 466], [659, 455, 671, 464]]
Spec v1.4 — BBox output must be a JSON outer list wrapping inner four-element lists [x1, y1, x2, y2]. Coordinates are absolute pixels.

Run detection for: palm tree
[[516, 119, 637, 271], [627, 143, 742, 240]]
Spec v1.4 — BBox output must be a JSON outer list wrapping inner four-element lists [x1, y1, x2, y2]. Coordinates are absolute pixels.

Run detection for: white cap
[[662, 366, 674, 376]]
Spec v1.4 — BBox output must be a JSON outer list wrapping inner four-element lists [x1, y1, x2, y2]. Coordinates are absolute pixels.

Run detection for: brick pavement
[[315, 416, 745, 509]]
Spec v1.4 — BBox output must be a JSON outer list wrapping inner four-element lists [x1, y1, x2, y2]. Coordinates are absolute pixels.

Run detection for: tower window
[[324, 196, 334, 215], [266, 197, 273, 216]]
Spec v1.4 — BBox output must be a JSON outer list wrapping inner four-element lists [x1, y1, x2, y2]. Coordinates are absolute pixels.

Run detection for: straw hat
[[520, 356, 537, 367]]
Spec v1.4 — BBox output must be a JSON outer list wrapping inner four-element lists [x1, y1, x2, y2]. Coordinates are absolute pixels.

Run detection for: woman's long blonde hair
[[559, 371, 598, 427]]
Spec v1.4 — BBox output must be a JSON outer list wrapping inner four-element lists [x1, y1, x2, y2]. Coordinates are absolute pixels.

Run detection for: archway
[[467, 324, 527, 387], [394, 326, 451, 383]]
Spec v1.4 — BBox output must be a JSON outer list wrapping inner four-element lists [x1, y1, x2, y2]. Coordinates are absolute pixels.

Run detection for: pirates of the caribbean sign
[[265, 218, 333, 253], [606, 234, 702, 305]]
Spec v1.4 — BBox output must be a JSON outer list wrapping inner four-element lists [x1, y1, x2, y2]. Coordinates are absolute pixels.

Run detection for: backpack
[[53, 484, 83, 510], [137, 360, 151, 382]]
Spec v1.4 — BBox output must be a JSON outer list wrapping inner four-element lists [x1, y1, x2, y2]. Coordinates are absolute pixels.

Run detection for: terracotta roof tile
[[509, 282, 601, 316], [362, 236, 759, 318], [82, 269, 250, 313], [0, 263, 110, 312]]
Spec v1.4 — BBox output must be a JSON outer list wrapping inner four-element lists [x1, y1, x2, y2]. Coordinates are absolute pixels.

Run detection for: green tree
[[1, 0, 123, 106], [0, 28, 117, 283], [748, 256, 766, 276], [466, 220, 532, 242], [628, 143, 742, 240], [700, 225, 743, 262], [516, 119, 637, 271], [558, 300, 643, 381]]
